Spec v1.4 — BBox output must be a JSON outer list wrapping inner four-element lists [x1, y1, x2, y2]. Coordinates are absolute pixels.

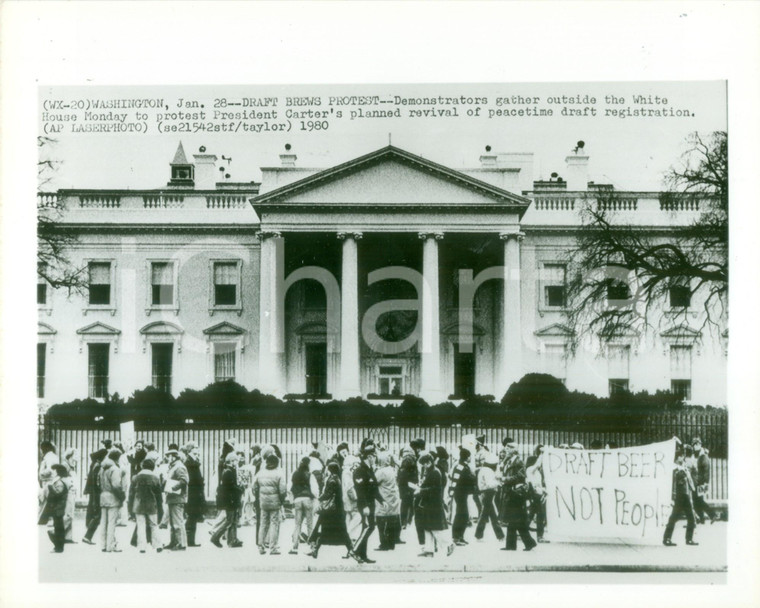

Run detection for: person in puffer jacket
[[98, 449, 125, 552], [375, 451, 401, 551], [253, 454, 286, 555]]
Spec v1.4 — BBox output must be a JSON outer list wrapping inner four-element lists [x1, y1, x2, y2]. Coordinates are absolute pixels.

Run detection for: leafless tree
[[565, 131, 727, 350], [38, 136, 87, 292]]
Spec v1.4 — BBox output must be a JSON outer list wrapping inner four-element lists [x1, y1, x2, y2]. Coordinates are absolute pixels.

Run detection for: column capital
[[418, 231, 444, 241], [499, 231, 525, 242], [337, 231, 363, 241], [258, 229, 282, 241]]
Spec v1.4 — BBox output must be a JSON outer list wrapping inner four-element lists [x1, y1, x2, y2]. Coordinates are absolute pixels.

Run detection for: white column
[[419, 231, 445, 403], [499, 231, 524, 396], [337, 231, 362, 398], [257, 230, 286, 396]]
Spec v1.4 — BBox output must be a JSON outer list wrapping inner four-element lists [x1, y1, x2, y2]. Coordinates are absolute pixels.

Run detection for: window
[[37, 343, 46, 398], [213, 262, 239, 306], [453, 344, 475, 397], [541, 263, 567, 308], [152, 343, 173, 393], [378, 365, 404, 396], [608, 345, 630, 395], [214, 342, 236, 383], [151, 262, 174, 306], [669, 282, 691, 308], [88, 262, 111, 305], [88, 343, 109, 399], [606, 278, 631, 302], [670, 345, 692, 400], [305, 342, 327, 396], [543, 344, 567, 383], [38, 276, 47, 305]]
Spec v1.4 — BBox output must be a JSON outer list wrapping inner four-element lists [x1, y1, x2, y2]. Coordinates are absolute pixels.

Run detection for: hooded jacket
[[98, 459, 125, 507], [254, 463, 286, 510]]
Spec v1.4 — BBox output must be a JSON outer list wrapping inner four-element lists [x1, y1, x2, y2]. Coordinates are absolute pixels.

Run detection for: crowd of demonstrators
[[40, 432, 719, 559]]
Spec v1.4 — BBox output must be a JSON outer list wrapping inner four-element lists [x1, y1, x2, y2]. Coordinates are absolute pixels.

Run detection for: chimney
[[479, 144, 497, 167], [192, 146, 218, 190], [565, 140, 589, 191], [280, 143, 297, 167]]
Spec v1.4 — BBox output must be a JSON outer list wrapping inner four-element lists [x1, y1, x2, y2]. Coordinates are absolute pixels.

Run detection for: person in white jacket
[[474, 451, 504, 542]]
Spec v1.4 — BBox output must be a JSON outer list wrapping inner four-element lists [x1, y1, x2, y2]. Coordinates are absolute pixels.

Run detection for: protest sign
[[543, 439, 676, 544], [119, 420, 135, 449]]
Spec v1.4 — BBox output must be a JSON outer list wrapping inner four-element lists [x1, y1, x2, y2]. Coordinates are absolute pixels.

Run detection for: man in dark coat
[[211, 453, 244, 548], [41, 464, 70, 553], [663, 451, 698, 546], [183, 443, 206, 547], [449, 447, 476, 545], [500, 443, 536, 551], [352, 444, 383, 563], [691, 437, 716, 523], [82, 448, 108, 545]]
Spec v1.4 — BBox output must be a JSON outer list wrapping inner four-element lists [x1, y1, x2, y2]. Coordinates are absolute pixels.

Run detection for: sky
[[39, 81, 726, 193]]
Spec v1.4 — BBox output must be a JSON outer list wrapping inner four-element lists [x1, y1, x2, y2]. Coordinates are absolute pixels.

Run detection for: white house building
[[36, 141, 728, 409]]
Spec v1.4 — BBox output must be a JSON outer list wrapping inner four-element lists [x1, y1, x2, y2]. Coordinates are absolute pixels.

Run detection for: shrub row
[[44, 374, 726, 439]]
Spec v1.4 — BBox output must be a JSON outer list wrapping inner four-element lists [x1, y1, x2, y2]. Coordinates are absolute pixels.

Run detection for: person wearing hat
[[414, 453, 455, 557], [99, 448, 126, 552], [254, 453, 287, 555], [691, 437, 717, 523], [374, 451, 401, 551], [40, 464, 70, 553], [211, 453, 244, 549], [163, 448, 189, 550], [500, 443, 536, 551], [449, 447, 477, 545], [352, 444, 383, 563], [128, 457, 164, 553], [474, 450, 505, 543], [82, 448, 108, 545], [183, 443, 205, 547], [61, 448, 79, 543], [663, 450, 698, 546]]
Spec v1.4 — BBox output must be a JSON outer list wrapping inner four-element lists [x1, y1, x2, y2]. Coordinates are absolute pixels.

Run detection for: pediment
[[534, 323, 574, 337], [661, 324, 702, 339], [253, 146, 530, 214], [38, 322, 57, 336], [203, 322, 246, 336], [76, 322, 120, 336], [139, 321, 184, 335]]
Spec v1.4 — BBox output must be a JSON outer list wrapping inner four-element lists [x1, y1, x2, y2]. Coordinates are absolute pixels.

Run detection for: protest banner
[[543, 439, 676, 544], [119, 420, 135, 449]]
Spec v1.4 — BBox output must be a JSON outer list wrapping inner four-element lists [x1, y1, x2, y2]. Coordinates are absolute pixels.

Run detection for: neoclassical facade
[[36, 142, 728, 408]]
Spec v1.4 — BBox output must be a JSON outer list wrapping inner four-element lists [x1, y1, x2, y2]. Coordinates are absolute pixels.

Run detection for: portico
[[251, 146, 530, 401]]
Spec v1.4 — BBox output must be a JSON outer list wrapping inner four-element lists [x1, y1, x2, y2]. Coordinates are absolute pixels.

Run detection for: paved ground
[[39, 515, 726, 583]]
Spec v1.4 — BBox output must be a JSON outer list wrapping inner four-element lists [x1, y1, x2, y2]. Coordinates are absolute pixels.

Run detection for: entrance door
[[305, 342, 327, 396], [454, 345, 475, 397]]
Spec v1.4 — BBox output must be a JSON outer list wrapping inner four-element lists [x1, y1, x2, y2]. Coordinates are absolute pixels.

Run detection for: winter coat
[[696, 451, 711, 487], [38, 451, 58, 486], [342, 467, 358, 512], [185, 457, 206, 522], [397, 451, 418, 494], [672, 465, 695, 501], [449, 462, 476, 498], [353, 460, 383, 511], [128, 470, 164, 517], [309, 473, 351, 547], [216, 467, 244, 511], [254, 465, 287, 511], [477, 465, 500, 492], [375, 465, 400, 517], [417, 466, 448, 531], [129, 448, 147, 478], [40, 477, 69, 522], [98, 459, 125, 507], [165, 460, 189, 505], [500, 454, 529, 526], [291, 469, 316, 500]]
